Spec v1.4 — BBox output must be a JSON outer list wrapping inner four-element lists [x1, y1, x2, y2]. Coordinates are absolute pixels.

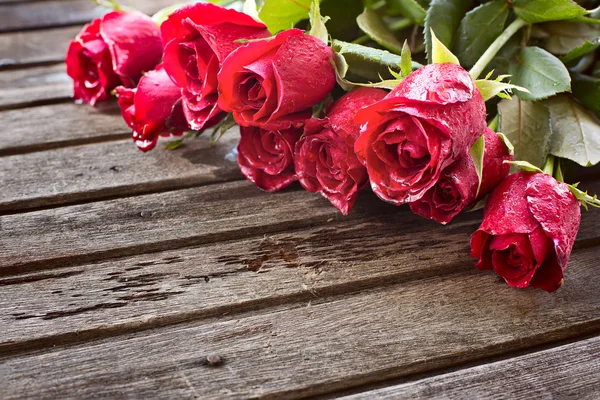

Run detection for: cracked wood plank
[[0, 129, 241, 212], [0, 210, 483, 352], [0, 209, 598, 355], [0, 26, 80, 67], [1, 177, 598, 274], [1, 246, 599, 399], [341, 335, 600, 400]]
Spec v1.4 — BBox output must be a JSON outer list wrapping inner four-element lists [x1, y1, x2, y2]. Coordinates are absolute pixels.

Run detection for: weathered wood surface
[[2, 176, 598, 275], [0, 102, 128, 155], [0, 0, 175, 32], [0, 211, 480, 351], [0, 26, 80, 67], [0, 130, 241, 212], [342, 336, 600, 400], [1, 251, 599, 399], [0, 63, 70, 109]]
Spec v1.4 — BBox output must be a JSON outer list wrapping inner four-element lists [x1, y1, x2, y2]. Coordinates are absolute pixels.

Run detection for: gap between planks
[[1, 254, 599, 399], [332, 333, 600, 400]]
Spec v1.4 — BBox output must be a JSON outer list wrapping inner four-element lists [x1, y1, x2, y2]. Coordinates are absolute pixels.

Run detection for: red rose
[[161, 3, 269, 130], [410, 128, 512, 224], [294, 88, 388, 214], [354, 63, 486, 204], [238, 126, 303, 192], [115, 66, 188, 152], [471, 171, 581, 292], [217, 29, 336, 130], [66, 11, 163, 106]]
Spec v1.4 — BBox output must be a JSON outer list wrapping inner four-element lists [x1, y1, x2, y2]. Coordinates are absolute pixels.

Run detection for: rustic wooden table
[[1, 1, 600, 398]]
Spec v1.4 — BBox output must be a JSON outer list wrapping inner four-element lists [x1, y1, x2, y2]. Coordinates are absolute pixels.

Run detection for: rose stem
[[469, 18, 528, 80], [353, 18, 413, 45], [542, 155, 555, 176]]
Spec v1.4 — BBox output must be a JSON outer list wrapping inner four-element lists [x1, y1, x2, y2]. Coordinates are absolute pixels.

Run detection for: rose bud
[[217, 28, 336, 131], [115, 66, 189, 152], [161, 3, 270, 130], [238, 126, 303, 192], [66, 11, 163, 106], [295, 88, 388, 215], [354, 63, 486, 205], [410, 128, 513, 224], [471, 171, 581, 292]]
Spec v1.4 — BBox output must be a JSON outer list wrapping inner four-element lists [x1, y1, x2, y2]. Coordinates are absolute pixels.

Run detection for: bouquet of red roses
[[67, 0, 600, 292]]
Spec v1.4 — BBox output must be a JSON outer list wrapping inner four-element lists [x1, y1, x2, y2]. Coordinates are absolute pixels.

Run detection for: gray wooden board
[[0, 0, 176, 32], [2, 174, 598, 274], [0, 26, 80, 67], [341, 335, 600, 400], [0, 129, 241, 211], [0, 63, 71, 109], [0, 212, 483, 351], [0, 247, 599, 399], [0, 207, 598, 355], [0, 102, 129, 155]]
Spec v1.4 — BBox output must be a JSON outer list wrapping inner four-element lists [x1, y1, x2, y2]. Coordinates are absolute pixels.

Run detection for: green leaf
[[560, 40, 600, 63], [259, 0, 311, 34], [152, 4, 185, 26], [242, 0, 260, 21], [452, 0, 509, 69], [332, 40, 421, 82], [430, 29, 460, 65], [356, 8, 404, 54], [498, 97, 552, 169], [512, 0, 587, 24], [333, 52, 402, 90], [508, 47, 571, 101], [470, 134, 485, 197], [571, 73, 600, 117], [496, 132, 515, 156], [210, 114, 237, 146], [308, 0, 329, 44], [165, 138, 185, 150], [537, 21, 600, 55], [424, 0, 473, 63], [544, 94, 600, 167], [475, 79, 530, 101], [386, 0, 426, 24], [400, 40, 412, 77], [504, 160, 544, 173], [568, 183, 600, 210]]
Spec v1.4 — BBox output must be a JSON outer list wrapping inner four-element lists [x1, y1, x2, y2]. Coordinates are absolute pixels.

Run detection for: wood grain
[[1, 172, 598, 273], [0, 211, 478, 351], [1, 205, 598, 355], [0, 0, 176, 32], [341, 336, 600, 400], [0, 25, 79, 68], [0, 63, 70, 109], [0, 102, 128, 155], [1, 247, 599, 399], [0, 130, 241, 212]]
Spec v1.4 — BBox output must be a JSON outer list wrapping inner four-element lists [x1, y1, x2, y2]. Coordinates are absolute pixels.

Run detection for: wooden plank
[[0, 205, 598, 355], [0, 130, 241, 211], [0, 210, 475, 352], [1, 172, 598, 273], [0, 0, 103, 32], [0, 0, 175, 33], [341, 336, 600, 399], [0, 63, 71, 110], [1, 247, 599, 399], [0, 26, 80, 67], [0, 102, 128, 155]]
